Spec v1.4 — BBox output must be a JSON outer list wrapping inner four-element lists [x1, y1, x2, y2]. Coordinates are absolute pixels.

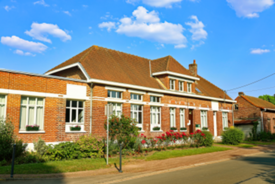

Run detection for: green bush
[[201, 131, 214, 147], [76, 135, 104, 158], [0, 119, 27, 161], [222, 128, 244, 145], [257, 131, 272, 142], [33, 137, 48, 156]]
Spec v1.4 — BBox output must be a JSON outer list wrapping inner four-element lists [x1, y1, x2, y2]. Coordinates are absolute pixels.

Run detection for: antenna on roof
[[149, 60, 152, 77]]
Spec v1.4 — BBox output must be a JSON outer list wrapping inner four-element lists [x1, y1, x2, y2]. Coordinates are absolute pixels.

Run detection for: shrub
[[190, 130, 206, 147], [33, 137, 48, 156], [222, 127, 244, 145], [257, 131, 272, 142], [201, 130, 214, 147], [76, 135, 104, 158]]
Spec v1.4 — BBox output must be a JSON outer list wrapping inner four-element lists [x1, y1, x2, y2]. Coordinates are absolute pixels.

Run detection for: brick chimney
[[239, 92, 245, 96], [189, 60, 197, 76]]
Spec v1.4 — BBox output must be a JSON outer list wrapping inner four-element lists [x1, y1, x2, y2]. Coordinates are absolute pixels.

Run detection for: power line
[[228, 85, 275, 93], [226, 73, 275, 91]]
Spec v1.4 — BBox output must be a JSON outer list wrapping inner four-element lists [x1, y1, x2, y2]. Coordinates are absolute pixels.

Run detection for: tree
[[259, 95, 275, 105]]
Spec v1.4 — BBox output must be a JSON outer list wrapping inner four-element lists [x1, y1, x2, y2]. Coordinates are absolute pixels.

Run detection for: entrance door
[[213, 112, 217, 137], [189, 110, 193, 133]]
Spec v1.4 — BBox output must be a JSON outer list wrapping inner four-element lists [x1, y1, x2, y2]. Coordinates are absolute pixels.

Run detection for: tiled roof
[[234, 119, 258, 125], [239, 95, 275, 110], [46, 45, 232, 100]]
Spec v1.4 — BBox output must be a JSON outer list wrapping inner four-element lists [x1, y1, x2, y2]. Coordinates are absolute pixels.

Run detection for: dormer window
[[170, 79, 175, 90], [131, 93, 142, 101], [150, 96, 161, 103], [187, 83, 192, 93], [179, 81, 184, 92], [107, 90, 122, 99]]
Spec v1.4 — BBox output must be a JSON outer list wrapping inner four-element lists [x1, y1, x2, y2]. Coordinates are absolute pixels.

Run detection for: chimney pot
[[193, 59, 196, 64], [239, 92, 244, 96], [189, 60, 198, 77]]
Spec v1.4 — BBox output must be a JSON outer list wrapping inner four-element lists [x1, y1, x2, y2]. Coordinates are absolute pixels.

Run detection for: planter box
[[170, 127, 177, 130], [180, 127, 187, 131], [195, 124, 200, 128], [70, 127, 81, 131], [26, 127, 39, 131], [202, 127, 208, 131], [152, 127, 160, 131]]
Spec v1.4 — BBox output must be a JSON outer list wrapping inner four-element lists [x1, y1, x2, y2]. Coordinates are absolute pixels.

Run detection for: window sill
[[19, 131, 45, 134], [65, 131, 87, 133], [180, 130, 187, 132], [150, 130, 163, 133], [138, 130, 145, 133]]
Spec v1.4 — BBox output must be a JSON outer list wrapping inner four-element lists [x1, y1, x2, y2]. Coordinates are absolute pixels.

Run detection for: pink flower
[[141, 140, 146, 144]]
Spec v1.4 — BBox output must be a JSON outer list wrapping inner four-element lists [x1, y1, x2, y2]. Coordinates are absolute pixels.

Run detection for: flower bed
[[70, 125, 81, 131], [26, 125, 39, 131]]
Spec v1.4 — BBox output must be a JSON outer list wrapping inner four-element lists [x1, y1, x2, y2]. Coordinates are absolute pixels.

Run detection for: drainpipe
[[261, 109, 265, 131], [90, 83, 94, 134], [232, 103, 234, 127]]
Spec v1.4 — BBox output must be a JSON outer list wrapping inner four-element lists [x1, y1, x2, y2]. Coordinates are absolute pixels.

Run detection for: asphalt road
[[1, 151, 275, 184]]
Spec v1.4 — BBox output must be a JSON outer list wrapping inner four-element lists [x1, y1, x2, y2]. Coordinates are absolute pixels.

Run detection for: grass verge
[[242, 141, 275, 145], [0, 146, 231, 175], [216, 143, 255, 148]]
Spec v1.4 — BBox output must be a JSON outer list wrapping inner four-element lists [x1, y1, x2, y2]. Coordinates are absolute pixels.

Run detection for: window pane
[[66, 109, 70, 122], [29, 97, 35, 105], [72, 109, 76, 122], [0, 95, 5, 103], [108, 90, 111, 98], [20, 106, 27, 130], [138, 105, 142, 111], [116, 104, 122, 110], [72, 101, 77, 108], [79, 101, 83, 108], [150, 96, 153, 102], [118, 92, 122, 98], [0, 104, 4, 120], [21, 97, 27, 105], [37, 98, 43, 106], [28, 107, 35, 125], [138, 111, 142, 124], [36, 107, 43, 128], [66, 100, 70, 107], [112, 91, 116, 98], [78, 109, 84, 122]]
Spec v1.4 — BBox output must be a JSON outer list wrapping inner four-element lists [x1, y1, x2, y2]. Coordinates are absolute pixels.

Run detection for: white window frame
[[222, 112, 228, 130], [0, 94, 7, 121], [109, 103, 123, 117], [187, 83, 192, 93], [107, 90, 122, 99], [150, 96, 161, 103], [150, 106, 161, 131], [66, 100, 85, 124], [200, 110, 208, 128], [20, 97, 45, 130], [170, 108, 176, 128], [131, 104, 143, 130], [180, 108, 185, 128], [179, 81, 184, 92], [130, 93, 143, 101], [170, 79, 175, 90]]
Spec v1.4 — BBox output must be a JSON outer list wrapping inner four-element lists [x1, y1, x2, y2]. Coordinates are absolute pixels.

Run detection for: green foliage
[[15, 152, 46, 165], [76, 135, 104, 158], [105, 114, 139, 149], [257, 131, 273, 142], [33, 137, 48, 156], [201, 131, 214, 147], [248, 121, 259, 141], [222, 127, 244, 145], [0, 118, 27, 161], [259, 95, 275, 105]]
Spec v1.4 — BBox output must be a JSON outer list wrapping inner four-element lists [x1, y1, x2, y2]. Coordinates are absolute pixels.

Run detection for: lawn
[[216, 142, 255, 148], [0, 146, 231, 175], [242, 140, 275, 145]]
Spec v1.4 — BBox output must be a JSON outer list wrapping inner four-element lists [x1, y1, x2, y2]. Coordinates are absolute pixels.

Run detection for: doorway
[[189, 109, 194, 133], [213, 111, 217, 137]]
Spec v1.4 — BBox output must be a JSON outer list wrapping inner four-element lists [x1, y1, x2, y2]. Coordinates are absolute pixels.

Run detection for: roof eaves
[[242, 96, 264, 110]]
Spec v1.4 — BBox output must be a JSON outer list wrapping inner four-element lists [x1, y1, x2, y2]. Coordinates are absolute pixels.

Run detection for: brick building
[[234, 92, 275, 137], [0, 46, 235, 148]]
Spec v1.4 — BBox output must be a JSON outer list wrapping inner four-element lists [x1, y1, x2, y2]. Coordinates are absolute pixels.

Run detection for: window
[[187, 83, 192, 93], [130, 94, 142, 101], [222, 112, 228, 129], [180, 109, 185, 128], [20, 97, 44, 130], [107, 90, 122, 99], [150, 96, 161, 103], [179, 81, 184, 92], [170, 108, 176, 127], [170, 79, 175, 90], [109, 103, 122, 117], [234, 104, 239, 110], [150, 106, 161, 130], [200, 110, 208, 128], [66, 100, 84, 123], [0, 95, 6, 121], [131, 105, 143, 129]]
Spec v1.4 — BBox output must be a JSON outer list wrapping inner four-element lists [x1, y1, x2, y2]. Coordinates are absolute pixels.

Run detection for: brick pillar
[[143, 105, 150, 134], [176, 108, 180, 131], [162, 106, 169, 132], [217, 111, 223, 136], [208, 111, 214, 135]]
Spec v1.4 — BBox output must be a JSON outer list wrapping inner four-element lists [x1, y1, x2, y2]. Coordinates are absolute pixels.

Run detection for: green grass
[[216, 143, 255, 148], [242, 140, 275, 145], [145, 146, 231, 161], [0, 146, 231, 174]]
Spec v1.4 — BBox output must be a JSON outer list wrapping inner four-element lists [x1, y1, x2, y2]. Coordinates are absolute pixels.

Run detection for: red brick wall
[[263, 112, 275, 133], [234, 96, 261, 119], [53, 66, 87, 80]]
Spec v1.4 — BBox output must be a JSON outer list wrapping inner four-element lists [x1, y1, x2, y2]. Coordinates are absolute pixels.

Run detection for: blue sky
[[1, 0, 275, 100]]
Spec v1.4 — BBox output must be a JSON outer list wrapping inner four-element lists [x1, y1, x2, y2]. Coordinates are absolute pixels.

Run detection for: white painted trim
[[128, 90, 146, 94], [148, 102, 164, 106], [152, 71, 200, 81], [128, 101, 147, 105], [19, 131, 45, 134], [187, 106, 196, 109], [148, 92, 164, 97], [220, 109, 232, 112], [44, 63, 90, 80], [169, 76, 194, 83], [150, 130, 163, 133], [105, 86, 126, 92], [199, 107, 210, 110], [105, 98, 126, 103], [65, 131, 87, 133], [88, 78, 236, 103], [167, 104, 187, 108], [64, 95, 90, 100]]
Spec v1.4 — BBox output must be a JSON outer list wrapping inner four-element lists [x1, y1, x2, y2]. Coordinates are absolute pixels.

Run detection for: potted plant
[[70, 125, 81, 131], [138, 127, 142, 131], [170, 127, 177, 130], [195, 124, 200, 128], [202, 127, 208, 131], [26, 125, 39, 131], [180, 127, 187, 131], [152, 126, 160, 131]]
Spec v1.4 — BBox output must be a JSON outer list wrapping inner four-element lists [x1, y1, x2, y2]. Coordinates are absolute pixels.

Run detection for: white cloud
[[250, 48, 270, 54], [98, 22, 116, 31], [33, 0, 49, 7], [63, 11, 71, 16], [227, 0, 274, 18], [25, 22, 72, 43], [14, 49, 35, 56], [126, 0, 182, 8], [4, 5, 15, 11], [102, 6, 186, 48], [1, 36, 47, 53], [82, 5, 88, 8], [191, 41, 204, 50], [185, 15, 207, 41], [89, 26, 92, 29]]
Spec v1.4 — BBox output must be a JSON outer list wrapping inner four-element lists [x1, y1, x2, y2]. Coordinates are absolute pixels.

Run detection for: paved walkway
[[0, 144, 274, 183]]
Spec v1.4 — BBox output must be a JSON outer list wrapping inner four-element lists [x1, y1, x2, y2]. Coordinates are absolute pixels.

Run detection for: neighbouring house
[[0, 45, 235, 149], [234, 92, 275, 138]]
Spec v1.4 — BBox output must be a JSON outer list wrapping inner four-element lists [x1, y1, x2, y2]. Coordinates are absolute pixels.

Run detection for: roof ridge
[[242, 96, 264, 109], [166, 55, 171, 71], [78, 46, 94, 64]]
